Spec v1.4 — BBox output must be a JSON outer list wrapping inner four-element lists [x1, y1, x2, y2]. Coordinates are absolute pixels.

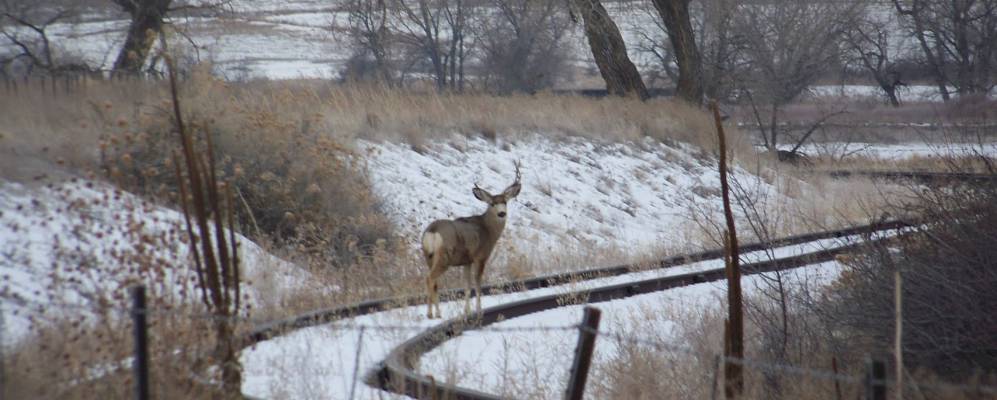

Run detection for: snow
[[239, 234, 867, 399], [419, 261, 844, 398], [0, 179, 318, 347], [779, 141, 997, 161], [806, 85, 997, 102], [360, 134, 788, 258]]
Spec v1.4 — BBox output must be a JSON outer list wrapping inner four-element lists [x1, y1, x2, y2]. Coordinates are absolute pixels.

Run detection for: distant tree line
[[1, 0, 995, 106]]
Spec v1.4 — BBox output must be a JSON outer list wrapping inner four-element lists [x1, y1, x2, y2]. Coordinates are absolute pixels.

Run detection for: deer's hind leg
[[426, 257, 447, 319]]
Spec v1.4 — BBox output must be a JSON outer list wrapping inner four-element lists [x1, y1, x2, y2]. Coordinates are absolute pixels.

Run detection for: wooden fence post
[[564, 306, 602, 400], [865, 358, 886, 400], [831, 356, 843, 400], [131, 285, 150, 400]]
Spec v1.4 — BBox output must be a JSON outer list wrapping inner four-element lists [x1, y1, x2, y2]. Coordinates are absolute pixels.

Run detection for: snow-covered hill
[[361, 134, 787, 262], [0, 179, 318, 346]]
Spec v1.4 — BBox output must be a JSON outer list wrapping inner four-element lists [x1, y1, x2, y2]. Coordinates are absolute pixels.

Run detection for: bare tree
[[476, 0, 572, 93], [891, 0, 997, 98], [570, 0, 649, 99], [111, 0, 228, 77], [631, 0, 745, 101], [389, 0, 468, 91], [341, 0, 395, 83], [112, 0, 172, 76], [844, 7, 909, 107], [650, 0, 703, 103], [0, 0, 91, 77], [736, 0, 858, 153]]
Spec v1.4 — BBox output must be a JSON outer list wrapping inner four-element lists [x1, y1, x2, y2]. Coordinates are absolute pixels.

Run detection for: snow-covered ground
[[0, 179, 319, 346], [7, 0, 971, 104], [806, 85, 980, 102], [421, 261, 843, 398], [777, 141, 997, 161], [240, 235, 859, 399], [360, 135, 780, 255]]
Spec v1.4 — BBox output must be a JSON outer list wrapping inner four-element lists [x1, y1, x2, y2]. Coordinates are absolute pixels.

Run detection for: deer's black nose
[[497, 211, 507, 218]]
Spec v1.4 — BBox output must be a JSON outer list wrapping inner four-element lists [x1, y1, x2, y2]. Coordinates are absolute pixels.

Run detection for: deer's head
[[472, 162, 522, 221]]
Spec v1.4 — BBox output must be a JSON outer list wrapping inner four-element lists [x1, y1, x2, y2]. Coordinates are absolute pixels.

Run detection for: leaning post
[[564, 306, 602, 400]]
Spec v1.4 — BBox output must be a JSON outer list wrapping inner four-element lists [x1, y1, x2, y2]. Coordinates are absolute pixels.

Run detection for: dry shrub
[[0, 181, 237, 399], [591, 306, 723, 399], [1, 72, 739, 269], [90, 69, 394, 267], [822, 172, 997, 381]]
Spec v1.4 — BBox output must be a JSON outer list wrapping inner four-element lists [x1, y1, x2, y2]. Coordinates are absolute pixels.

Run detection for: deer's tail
[[421, 230, 444, 262]]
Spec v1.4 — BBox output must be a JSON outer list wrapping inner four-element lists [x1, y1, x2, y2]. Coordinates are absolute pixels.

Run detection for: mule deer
[[421, 163, 522, 319]]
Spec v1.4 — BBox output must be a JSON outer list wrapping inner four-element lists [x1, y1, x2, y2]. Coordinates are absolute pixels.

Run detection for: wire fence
[[4, 290, 997, 400]]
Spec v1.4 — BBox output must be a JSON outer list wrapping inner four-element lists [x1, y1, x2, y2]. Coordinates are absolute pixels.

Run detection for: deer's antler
[[512, 160, 522, 185]]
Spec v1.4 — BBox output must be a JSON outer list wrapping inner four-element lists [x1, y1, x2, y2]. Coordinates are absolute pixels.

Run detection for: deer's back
[[423, 218, 489, 266]]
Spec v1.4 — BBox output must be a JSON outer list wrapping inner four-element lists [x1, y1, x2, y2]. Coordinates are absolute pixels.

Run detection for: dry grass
[[731, 95, 997, 127], [0, 71, 750, 279], [2, 73, 958, 398]]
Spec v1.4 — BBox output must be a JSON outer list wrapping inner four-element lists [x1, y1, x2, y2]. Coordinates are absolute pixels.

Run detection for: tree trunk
[[893, 0, 950, 101], [572, 0, 649, 100], [651, 0, 703, 104], [215, 318, 242, 399], [112, 0, 172, 76]]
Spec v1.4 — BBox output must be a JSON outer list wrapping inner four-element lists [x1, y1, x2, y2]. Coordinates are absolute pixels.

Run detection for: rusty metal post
[[865, 358, 886, 400], [565, 306, 601, 400], [131, 285, 150, 400]]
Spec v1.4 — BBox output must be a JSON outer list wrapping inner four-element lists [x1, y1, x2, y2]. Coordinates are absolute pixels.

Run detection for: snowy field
[[360, 135, 787, 255], [2, 0, 964, 103], [774, 141, 997, 161], [805, 85, 992, 103], [0, 179, 322, 346], [1, 0, 987, 397], [240, 236, 860, 399], [420, 261, 843, 398]]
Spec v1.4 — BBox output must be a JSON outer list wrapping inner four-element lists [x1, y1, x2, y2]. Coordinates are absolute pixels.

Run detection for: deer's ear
[[472, 187, 493, 202], [502, 182, 521, 199]]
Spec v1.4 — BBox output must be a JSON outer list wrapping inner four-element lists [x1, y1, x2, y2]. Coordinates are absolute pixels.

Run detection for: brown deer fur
[[421, 164, 521, 319]]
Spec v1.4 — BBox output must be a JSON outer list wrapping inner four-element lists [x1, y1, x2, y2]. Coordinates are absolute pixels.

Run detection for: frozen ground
[[806, 85, 979, 102], [5, 0, 972, 102], [360, 135, 780, 255], [0, 179, 321, 346], [777, 141, 997, 161], [240, 234, 863, 399], [420, 260, 843, 398]]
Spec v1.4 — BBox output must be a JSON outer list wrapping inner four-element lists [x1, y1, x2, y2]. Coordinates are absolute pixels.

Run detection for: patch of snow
[[360, 134, 787, 258], [780, 141, 997, 160], [807, 85, 997, 102], [0, 179, 317, 347], [240, 235, 864, 399], [419, 261, 843, 398]]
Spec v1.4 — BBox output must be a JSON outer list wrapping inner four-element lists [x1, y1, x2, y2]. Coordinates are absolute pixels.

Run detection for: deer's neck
[[480, 211, 507, 241]]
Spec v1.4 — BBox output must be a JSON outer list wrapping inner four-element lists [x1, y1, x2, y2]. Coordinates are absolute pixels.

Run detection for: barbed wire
[[7, 296, 997, 396], [581, 325, 997, 395], [3, 295, 581, 334]]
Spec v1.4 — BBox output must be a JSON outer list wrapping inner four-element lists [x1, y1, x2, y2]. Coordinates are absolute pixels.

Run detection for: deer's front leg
[[462, 265, 473, 315], [473, 260, 485, 313]]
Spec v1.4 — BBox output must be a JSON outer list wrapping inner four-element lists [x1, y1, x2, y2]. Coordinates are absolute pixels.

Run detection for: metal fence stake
[[865, 358, 886, 400], [564, 306, 601, 400], [131, 285, 150, 400]]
